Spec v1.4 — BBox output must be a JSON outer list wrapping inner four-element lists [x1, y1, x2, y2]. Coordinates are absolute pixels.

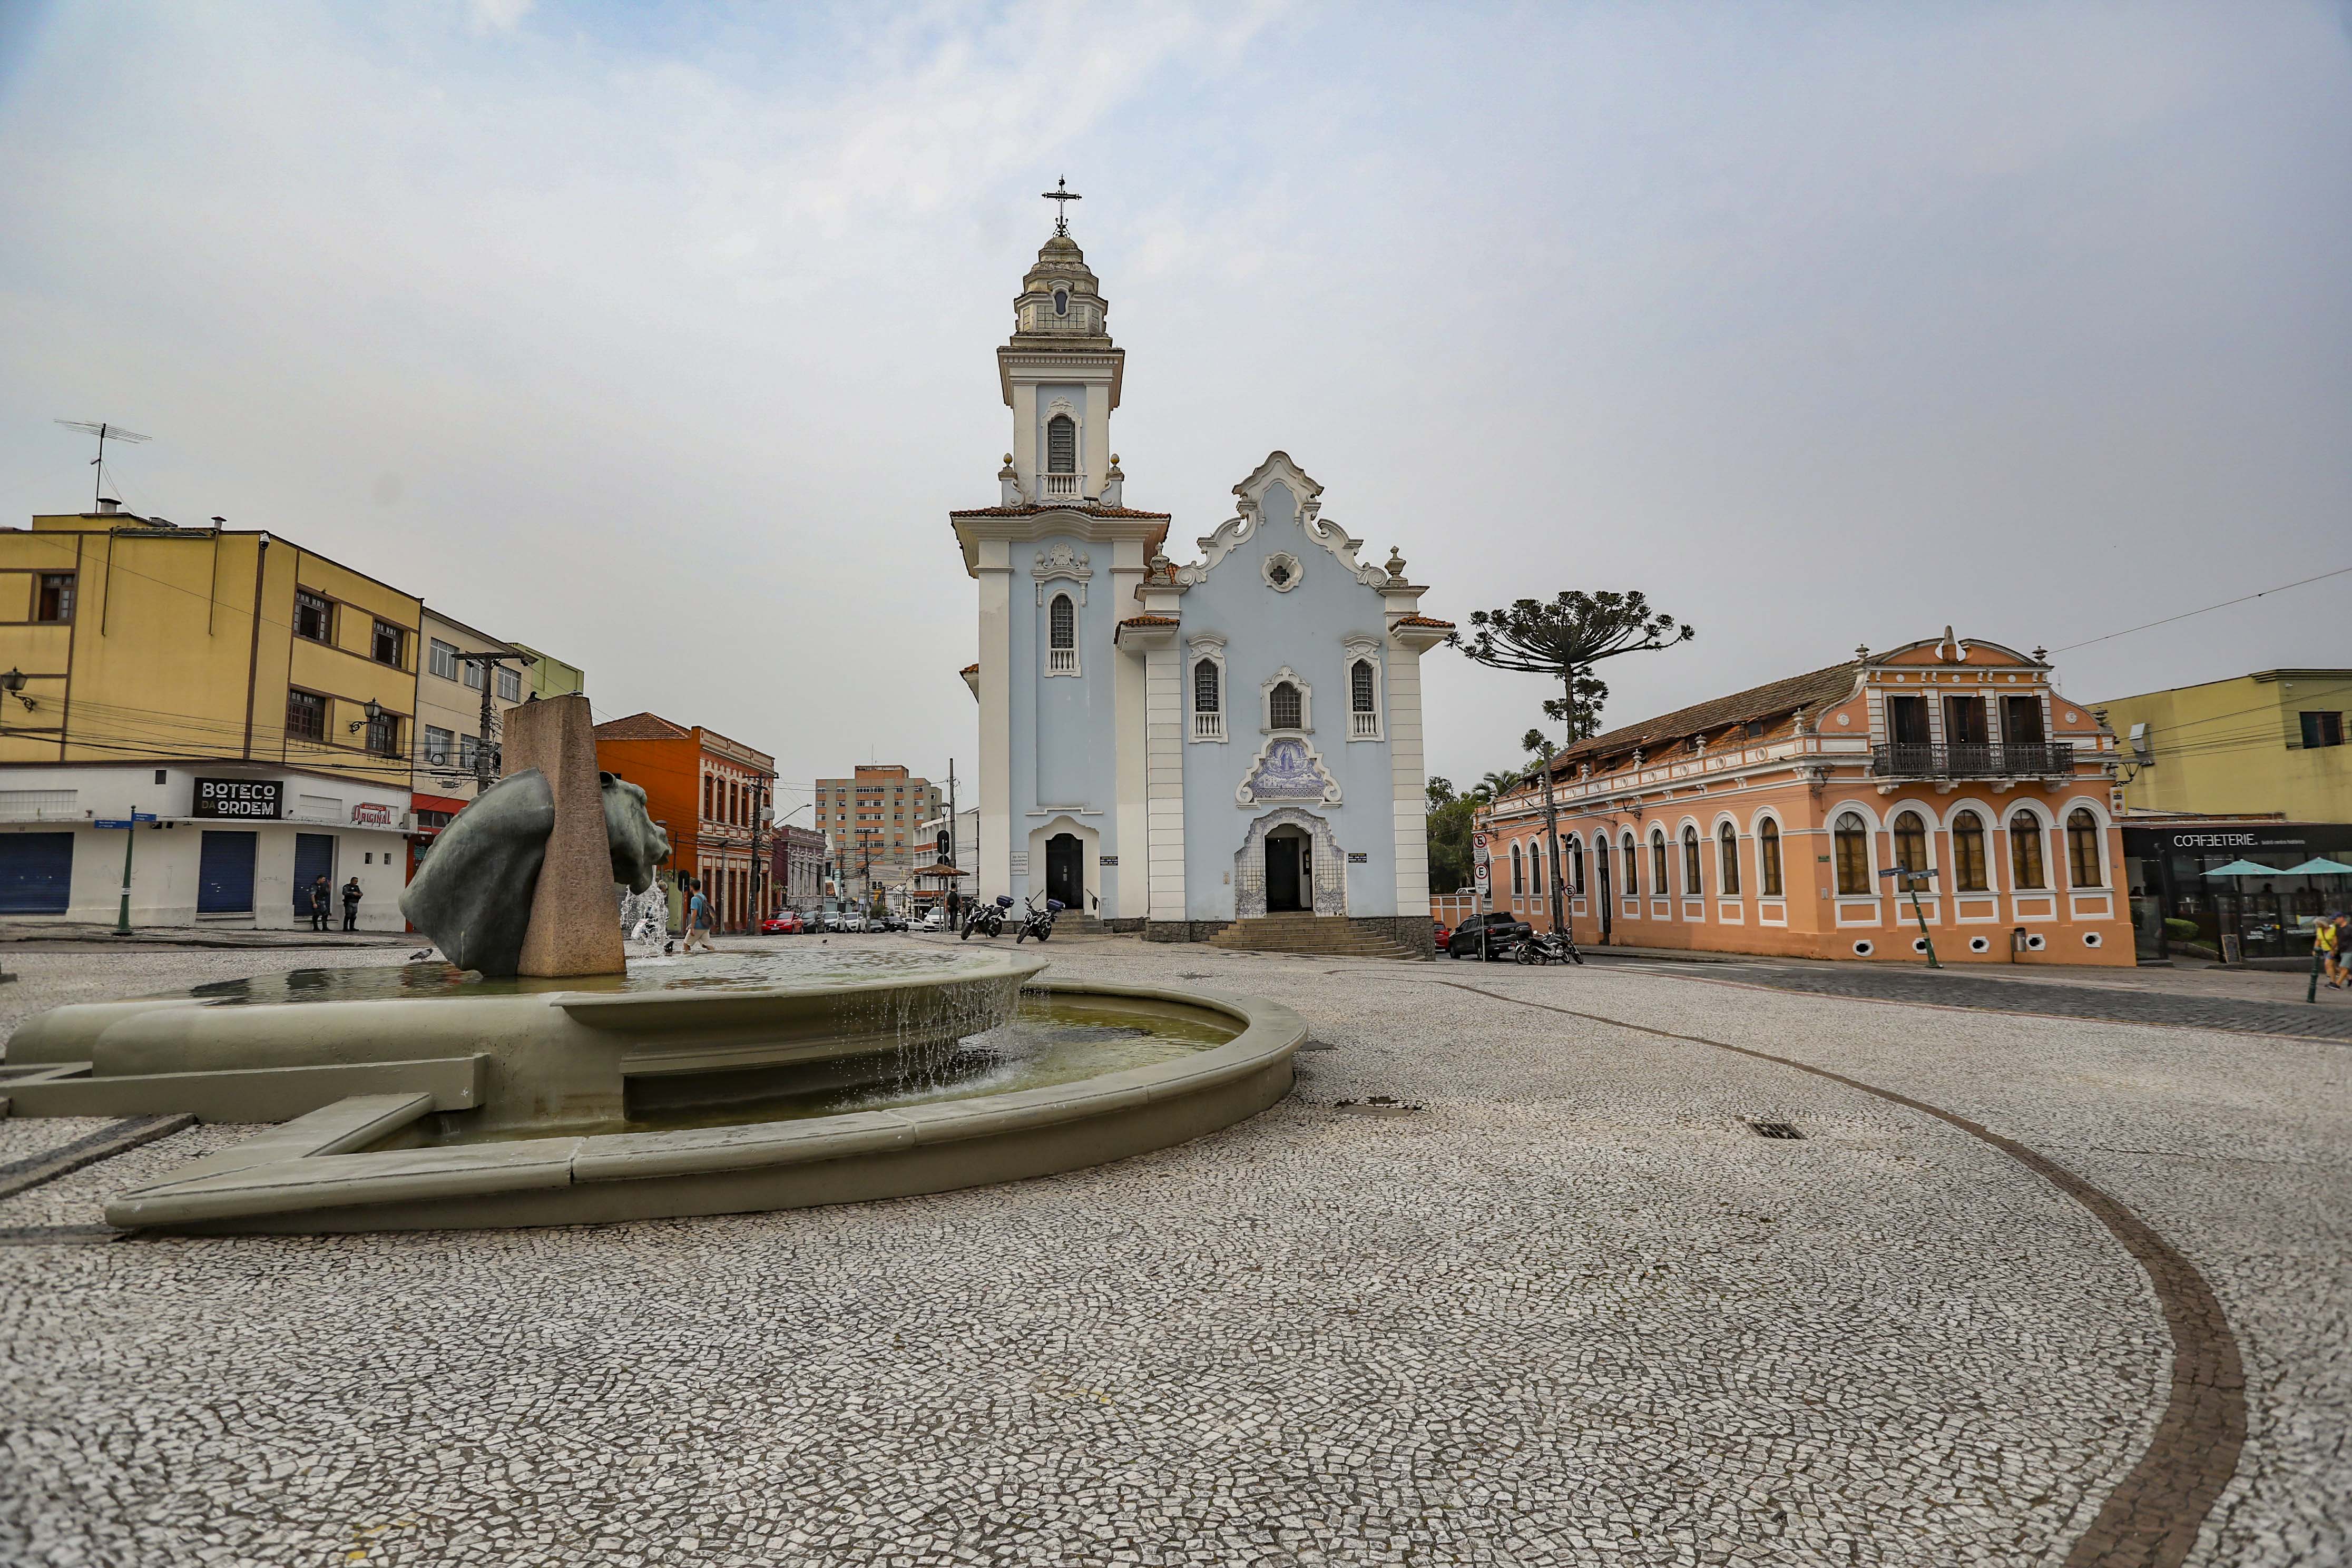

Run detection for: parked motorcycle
[[1514, 929, 1583, 966], [959, 894, 1014, 940], [1013, 896, 1064, 944]]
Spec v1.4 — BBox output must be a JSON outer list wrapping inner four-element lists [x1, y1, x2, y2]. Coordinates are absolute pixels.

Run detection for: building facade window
[[372, 619, 406, 668], [285, 689, 326, 742], [34, 573, 75, 623], [2010, 811, 2047, 889], [1759, 819, 1782, 896], [1530, 840, 1544, 895], [1269, 681, 1302, 731], [364, 708, 400, 759], [1046, 415, 1077, 474], [424, 726, 454, 767], [1718, 821, 1740, 895], [1047, 593, 1077, 675], [1834, 811, 1871, 895], [464, 659, 485, 691], [1953, 811, 1989, 891], [1567, 836, 1584, 894], [1622, 833, 1639, 895], [1650, 829, 1668, 895], [460, 733, 480, 772], [293, 590, 334, 644], [1510, 842, 1524, 896], [497, 665, 522, 702], [2067, 808, 2104, 887], [2300, 711, 2344, 749], [1892, 810, 1929, 875], [428, 639, 460, 681], [1682, 825, 1703, 895]]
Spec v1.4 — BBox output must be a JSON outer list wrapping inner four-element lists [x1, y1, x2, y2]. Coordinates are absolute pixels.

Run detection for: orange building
[[594, 712, 775, 933], [1475, 632, 2132, 965]]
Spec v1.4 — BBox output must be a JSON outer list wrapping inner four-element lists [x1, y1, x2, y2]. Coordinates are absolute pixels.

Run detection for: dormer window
[[1053, 289, 1069, 316], [1046, 415, 1076, 474]]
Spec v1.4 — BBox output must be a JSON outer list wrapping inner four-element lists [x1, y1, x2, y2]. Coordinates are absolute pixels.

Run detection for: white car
[[918, 908, 948, 931], [839, 912, 870, 933]]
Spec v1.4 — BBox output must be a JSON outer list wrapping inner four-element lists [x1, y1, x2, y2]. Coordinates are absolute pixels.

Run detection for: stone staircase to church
[[1208, 913, 1423, 961]]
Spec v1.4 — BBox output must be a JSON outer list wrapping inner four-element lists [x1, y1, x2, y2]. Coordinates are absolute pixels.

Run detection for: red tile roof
[[958, 662, 978, 675], [1119, 614, 1181, 627], [593, 711, 693, 741], [1395, 615, 1456, 629], [1556, 661, 1860, 773]]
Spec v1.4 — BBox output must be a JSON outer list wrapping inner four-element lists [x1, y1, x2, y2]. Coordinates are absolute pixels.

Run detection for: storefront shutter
[[0, 832, 75, 914], [198, 831, 257, 915], [292, 833, 337, 914]]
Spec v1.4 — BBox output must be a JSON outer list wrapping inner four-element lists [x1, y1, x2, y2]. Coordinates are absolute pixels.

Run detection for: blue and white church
[[952, 204, 1451, 953]]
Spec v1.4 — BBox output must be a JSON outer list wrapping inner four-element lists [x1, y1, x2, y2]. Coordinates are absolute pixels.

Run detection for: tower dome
[[1013, 231, 1110, 340]]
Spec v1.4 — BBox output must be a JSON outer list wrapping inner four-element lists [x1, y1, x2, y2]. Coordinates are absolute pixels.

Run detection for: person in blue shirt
[[682, 878, 717, 953]]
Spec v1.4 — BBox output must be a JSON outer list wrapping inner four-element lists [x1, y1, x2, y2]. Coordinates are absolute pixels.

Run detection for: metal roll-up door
[[292, 832, 336, 916], [0, 832, 75, 914], [198, 830, 258, 915]]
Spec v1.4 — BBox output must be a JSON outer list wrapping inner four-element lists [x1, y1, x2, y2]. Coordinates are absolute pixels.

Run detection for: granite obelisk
[[502, 693, 628, 977]]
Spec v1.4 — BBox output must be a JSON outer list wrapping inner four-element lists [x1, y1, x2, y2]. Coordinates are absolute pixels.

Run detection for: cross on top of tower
[[1042, 177, 1081, 237]]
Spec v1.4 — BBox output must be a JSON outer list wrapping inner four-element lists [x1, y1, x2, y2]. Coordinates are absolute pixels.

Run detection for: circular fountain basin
[[6, 948, 1048, 1137], [98, 979, 1304, 1234]]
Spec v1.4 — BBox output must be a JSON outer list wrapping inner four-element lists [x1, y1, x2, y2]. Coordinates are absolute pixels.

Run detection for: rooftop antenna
[[54, 420, 151, 511], [1042, 176, 1081, 237]]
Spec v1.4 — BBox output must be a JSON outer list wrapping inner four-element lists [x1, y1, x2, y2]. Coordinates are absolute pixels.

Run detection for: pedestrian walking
[[681, 878, 718, 953], [341, 876, 363, 932], [2324, 910, 2348, 989], [308, 875, 331, 932]]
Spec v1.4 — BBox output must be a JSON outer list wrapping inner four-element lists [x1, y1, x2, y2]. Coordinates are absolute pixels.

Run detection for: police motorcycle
[[1014, 896, 1064, 944], [960, 894, 1015, 940]]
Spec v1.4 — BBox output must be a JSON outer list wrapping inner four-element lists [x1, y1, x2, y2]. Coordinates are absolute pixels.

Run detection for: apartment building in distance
[[595, 713, 775, 932], [0, 503, 420, 926], [816, 764, 945, 901]]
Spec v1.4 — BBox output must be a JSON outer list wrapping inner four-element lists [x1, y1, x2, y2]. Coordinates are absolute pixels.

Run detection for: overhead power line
[[2052, 565, 2352, 655]]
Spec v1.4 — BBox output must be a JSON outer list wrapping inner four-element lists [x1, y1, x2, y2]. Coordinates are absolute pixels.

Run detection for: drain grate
[[1749, 1121, 1805, 1140], [1336, 1095, 1423, 1117], [1298, 1038, 1337, 1053]]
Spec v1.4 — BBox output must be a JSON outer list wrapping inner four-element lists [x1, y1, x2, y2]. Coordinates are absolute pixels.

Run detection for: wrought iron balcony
[[1870, 742, 2075, 779]]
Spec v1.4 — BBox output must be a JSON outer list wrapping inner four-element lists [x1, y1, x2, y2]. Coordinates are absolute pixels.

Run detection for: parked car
[[874, 911, 908, 932], [918, 908, 949, 931], [1446, 912, 1532, 959], [1432, 920, 1453, 949], [760, 910, 805, 935]]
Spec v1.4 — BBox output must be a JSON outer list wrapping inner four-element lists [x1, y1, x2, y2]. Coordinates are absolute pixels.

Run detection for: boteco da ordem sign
[[192, 778, 283, 819]]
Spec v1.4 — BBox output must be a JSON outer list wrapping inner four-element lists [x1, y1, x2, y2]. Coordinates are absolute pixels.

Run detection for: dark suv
[[1446, 912, 1533, 960]]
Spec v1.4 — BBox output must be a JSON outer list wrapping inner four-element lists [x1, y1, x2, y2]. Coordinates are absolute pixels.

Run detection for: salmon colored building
[[1475, 633, 2132, 966], [594, 712, 775, 934]]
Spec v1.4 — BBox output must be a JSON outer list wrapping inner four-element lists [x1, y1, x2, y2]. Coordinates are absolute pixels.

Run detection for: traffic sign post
[[112, 804, 141, 936], [1473, 832, 1491, 961]]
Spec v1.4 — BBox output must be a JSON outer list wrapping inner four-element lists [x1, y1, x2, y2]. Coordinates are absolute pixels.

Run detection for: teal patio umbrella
[[2200, 859, 2279, 878], [2281, 857, 2352, 876]]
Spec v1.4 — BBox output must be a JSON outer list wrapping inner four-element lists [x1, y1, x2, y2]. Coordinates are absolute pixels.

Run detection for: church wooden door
[[1265, 832, 1306, 913], [1045, 834, 1083, 910]]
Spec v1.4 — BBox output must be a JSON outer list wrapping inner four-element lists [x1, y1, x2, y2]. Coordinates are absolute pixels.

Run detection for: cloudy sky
[[2, 1, 2347, 807]]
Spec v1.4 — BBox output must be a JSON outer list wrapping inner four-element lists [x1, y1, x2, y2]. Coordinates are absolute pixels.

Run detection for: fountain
[[0, 695, 1305, 1233]]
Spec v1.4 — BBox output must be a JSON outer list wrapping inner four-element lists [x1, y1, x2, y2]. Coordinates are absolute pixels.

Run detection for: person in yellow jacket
[[2318, 910, 2343, 989]]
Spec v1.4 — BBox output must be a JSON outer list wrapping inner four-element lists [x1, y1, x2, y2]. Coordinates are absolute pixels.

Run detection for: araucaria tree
[[1450, 591, 1694, 936]]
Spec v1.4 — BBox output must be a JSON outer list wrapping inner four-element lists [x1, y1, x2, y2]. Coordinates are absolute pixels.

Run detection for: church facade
[[952, 219, 1448, 952]]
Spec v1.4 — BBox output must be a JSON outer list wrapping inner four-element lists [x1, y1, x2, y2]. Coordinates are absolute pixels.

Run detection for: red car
[[1432, 920, 1452, 949], [760, 911, 806, 935]]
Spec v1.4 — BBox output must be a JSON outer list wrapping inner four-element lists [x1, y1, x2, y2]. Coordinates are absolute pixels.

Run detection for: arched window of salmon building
[[1892, 811, 1929, 875], [1681, 826, 1703, 895], [1718, 821, 1740, 895], [2010, 811, 2047, 889], [1650, 829, 1669, 894], [1566, 836, 1584, 894], [1622, 833, 1639, 895], [1952, 811, 1988, 891], [1834, 811, 1871, 895], [1530, 841, 1543, 894], [1510, 842, 1524, 896], [2067, 808, 2104, 887], [1759, 819, 1782, 896]]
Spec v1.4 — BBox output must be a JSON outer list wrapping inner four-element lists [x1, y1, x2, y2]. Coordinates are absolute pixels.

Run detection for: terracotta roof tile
[[958, 662, 978, 674], [1119, 614, 1181, 626], [593, 711, 693, 741], [1395, 615, 1456, 629], [1556, 660, 1860, 772], [949, 504, 1173, 518]]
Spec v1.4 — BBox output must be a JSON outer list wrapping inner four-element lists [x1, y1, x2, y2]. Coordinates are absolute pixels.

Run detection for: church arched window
[[1046, 593, 1077, 676], [1269, 681, 1302, 731], [1046, 415, 1076, 475], [1194, 659, 1220, 714], [1053, 289, 1069, 316]]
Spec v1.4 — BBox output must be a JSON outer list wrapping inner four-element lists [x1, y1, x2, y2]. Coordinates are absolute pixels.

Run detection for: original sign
[[192, 778, 282, 820], [351, 802, 395, 828]]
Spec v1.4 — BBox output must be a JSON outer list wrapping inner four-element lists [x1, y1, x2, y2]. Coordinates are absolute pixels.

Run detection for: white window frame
[[1189, 635, 1228, 742], [428, 639, 460, 682], [1343, 638, 1384, 741], [1044, 591, 1080, 678], [1260, 666, 1313, 734], [496, 664, 522, 703]]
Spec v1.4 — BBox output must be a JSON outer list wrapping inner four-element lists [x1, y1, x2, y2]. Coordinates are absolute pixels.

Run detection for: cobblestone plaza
[[2, 938, 2344, 1566]]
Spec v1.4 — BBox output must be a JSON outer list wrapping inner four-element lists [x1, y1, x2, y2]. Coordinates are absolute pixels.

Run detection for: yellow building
[[0, 502, 421, 926], [512, 642, 586, 701], [2094, 669, 2352, 821]]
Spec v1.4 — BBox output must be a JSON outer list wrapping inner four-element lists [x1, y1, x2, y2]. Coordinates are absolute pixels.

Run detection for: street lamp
[[347, 697, 383, 734], [1879, 866, 1942, 968], [1, 668, 37, 711]]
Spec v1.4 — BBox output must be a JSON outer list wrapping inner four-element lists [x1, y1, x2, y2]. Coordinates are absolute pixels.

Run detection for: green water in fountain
[[161, 947, 1006, 1006], [388, 990, 1240, 1148]]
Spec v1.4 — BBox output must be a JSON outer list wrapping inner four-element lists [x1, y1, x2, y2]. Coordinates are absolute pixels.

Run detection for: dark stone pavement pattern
[[0, 939, 2344, 1566]]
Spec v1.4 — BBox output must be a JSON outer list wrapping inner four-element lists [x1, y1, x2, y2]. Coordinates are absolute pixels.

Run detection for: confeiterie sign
[[193, 778, 283, 819]]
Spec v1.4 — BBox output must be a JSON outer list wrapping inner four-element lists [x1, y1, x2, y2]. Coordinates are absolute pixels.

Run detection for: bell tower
[[997, 179, 1124, 507]]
